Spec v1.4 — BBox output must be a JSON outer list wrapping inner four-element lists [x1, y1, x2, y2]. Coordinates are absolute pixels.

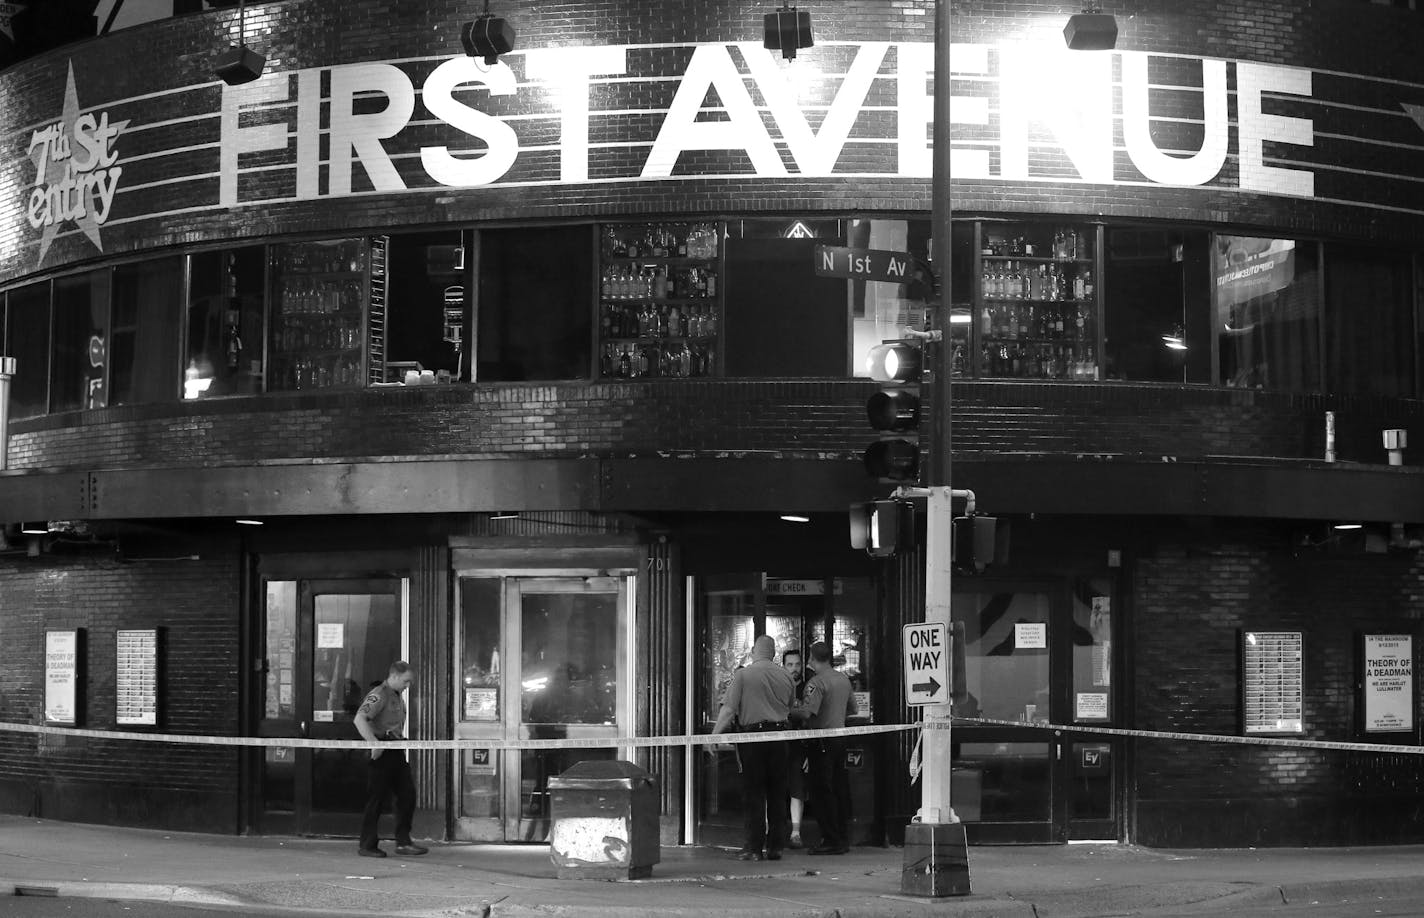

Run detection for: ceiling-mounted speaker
[[213, 44, 266, 85], [461, 15, 516, 65], [763, 8, 813, 60]]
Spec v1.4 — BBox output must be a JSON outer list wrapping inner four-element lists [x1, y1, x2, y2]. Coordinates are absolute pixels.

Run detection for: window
[[50, 269, 111, 412], [187, 247, 267, 398], [110, 257, 183, 406], [477, 227, 592, 381], [1326, 246, 1414, 397], [386, 230, 468, 382], [1214, 236, 1320, 391], [7, 282, 50, 419], [1103, 228, 1211, 383], [724, 219, 846, 377]]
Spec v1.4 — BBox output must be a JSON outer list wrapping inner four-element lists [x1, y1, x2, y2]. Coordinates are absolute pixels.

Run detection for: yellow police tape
[[0, 720, 913, 750], [0, 716, 1419, 754]]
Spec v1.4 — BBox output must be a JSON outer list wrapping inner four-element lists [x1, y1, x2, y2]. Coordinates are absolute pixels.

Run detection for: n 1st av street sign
[[814, 245, 914, 283], [902, 622, 949, 706]]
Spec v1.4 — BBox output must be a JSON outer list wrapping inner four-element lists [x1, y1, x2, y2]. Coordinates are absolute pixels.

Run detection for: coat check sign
[[902, 622, 949, 707]]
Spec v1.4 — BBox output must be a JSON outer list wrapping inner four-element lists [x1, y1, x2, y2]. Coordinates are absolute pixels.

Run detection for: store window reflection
[[1102, 228, 1210, 383], [187, 247, 266, 398], [7, 281, 50, 419], [1326, 246, 1414, 396], [51, 269, 110, 412], [110, 257, 182, 406], [950, 590, 1050, 724], [1214, 236, 1320, 391], [477, 227, 592, 381]]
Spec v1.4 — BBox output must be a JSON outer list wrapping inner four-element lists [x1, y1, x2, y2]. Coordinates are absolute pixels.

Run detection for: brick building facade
[[1, 0, 1423, 847]]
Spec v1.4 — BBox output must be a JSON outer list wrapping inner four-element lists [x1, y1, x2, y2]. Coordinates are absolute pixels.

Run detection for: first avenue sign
[[218, 42, 1318, 206], [14, 36, 1424, 266]]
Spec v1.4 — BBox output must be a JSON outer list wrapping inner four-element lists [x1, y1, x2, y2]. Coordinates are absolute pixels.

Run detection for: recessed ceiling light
[[780, 514, 810, 523], [235, 519, 264, 526]]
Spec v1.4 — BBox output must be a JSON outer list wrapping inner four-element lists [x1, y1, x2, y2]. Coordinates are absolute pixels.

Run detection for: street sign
[[902, 622, 949, 706], [814, 245, 914, 283]]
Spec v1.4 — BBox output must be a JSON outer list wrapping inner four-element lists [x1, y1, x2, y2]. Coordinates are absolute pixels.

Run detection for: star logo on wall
[[28, 62, 130, 264]]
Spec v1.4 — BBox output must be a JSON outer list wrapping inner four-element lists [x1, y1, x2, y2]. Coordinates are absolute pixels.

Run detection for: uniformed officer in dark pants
[[354, 660, 429, 858], [712, 634, 796, 861], [789, 641, 858, 854]]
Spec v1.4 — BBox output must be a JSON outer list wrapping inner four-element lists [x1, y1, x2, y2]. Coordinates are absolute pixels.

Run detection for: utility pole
[[899, 0, 970, 898]]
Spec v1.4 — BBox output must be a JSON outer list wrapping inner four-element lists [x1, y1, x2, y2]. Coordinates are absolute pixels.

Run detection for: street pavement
[[3, 815, 1424, 917]]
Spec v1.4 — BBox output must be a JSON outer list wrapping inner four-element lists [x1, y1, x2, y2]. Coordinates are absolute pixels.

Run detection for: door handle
[[300, 720, 308, 738]]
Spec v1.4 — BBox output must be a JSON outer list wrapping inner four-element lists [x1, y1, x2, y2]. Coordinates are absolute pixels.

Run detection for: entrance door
[[692, 573, 879, 848], [257, 578, 407, 836], [453, 575, 631, 842], [949, 578, 1120, 843]]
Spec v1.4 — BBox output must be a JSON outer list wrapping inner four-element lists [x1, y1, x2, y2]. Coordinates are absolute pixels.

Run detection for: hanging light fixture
[[1161, 324, 1187, 351], [213, 0, 266, 86], [461, 0, 516, 66], [763, 2, 813, 61]]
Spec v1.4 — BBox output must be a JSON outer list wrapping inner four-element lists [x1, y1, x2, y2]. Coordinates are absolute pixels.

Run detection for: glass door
[[454, 576, 631, 843], [949, 579, 1121, 843], [257, 578, 407, 836]]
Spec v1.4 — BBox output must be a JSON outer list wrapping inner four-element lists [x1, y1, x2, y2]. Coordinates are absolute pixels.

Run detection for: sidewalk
[[3, 815, 1424, 917]]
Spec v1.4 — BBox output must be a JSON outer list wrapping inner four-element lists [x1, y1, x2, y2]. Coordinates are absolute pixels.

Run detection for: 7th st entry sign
[[814, 245, 913, 283]]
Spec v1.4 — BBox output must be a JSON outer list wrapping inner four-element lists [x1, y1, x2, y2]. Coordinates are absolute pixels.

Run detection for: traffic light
[[849, 499, 914, 558], [952, 513, 997, 573], [863, 340, 922, 482]]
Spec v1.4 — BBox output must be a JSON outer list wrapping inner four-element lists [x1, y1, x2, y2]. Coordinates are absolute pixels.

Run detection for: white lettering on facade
[[1236, 62, 1315, 197], [1122, 53, 1229, 186], [209, 42, 1320, 207], [643, 43, 786, 177], [525, 46, 629, 183], [420, 57, 519, 186]]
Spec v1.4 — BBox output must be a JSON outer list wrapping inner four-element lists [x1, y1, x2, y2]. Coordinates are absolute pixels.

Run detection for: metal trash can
[[548, 759, 661, 880]]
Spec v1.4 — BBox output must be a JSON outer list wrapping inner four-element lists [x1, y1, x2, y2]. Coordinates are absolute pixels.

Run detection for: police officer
[[789, 641, 857, 854], [712, 634, 795, 861], [354, 660, 429, 858]]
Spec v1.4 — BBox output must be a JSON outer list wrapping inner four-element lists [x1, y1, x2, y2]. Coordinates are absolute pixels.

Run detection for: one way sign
[[902, 622, 949, 706]]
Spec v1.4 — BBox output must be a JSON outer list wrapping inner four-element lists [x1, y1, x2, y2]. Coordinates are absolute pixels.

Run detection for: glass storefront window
[[598, 223, 721, 379], [460, 578, 502, 722], [387, 230, 468, 383], [50, 269, 111, 412], [951, 589, 1050, 724], [187, 247, 267, 398], [477, 227, 592, 381], [1214, 235, 1321, 391], [1326, 246, 1414, 396], [954, 742, 1052, 823], [110, 257, 182, 406], [269, 239, 372, 392], [7, 281, 50, 419], [1102, 228, 1211, 383], [311, 592, 401, 722], [725, 219, 846, 377], [977, 223, 1100, 380]]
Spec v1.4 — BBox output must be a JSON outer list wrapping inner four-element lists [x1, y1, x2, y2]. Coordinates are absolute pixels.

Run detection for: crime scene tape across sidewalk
[[2, 715, 1424, 755], [955, 716, 1424, 755], [0, 720, 913, 750]]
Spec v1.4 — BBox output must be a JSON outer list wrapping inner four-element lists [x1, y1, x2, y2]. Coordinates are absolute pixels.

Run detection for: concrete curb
[[2, 879, 249, 907]]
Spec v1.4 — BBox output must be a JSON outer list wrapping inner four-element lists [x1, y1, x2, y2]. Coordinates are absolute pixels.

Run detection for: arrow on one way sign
[[911, 676, 942, 696]]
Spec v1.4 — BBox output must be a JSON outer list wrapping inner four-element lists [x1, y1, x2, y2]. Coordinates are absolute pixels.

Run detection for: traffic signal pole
[[899, 0, 972, 897]]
